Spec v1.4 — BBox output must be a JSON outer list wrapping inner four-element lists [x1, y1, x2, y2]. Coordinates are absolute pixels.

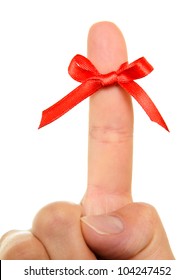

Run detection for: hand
[[0, 22, 175, 260]]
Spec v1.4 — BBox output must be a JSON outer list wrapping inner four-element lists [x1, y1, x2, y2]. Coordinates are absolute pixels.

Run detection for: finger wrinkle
[[89, 125, 133, 143]]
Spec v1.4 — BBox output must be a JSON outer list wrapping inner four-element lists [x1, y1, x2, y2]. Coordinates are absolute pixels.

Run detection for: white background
[[0, 0, 193, 261]]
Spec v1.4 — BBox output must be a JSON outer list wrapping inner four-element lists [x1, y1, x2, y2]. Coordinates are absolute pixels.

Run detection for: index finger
[[82, 22, 134, 215]]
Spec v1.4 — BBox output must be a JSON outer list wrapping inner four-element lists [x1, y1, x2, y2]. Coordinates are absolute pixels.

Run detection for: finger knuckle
[[32, 202, 81, 237], [0, 231, 34, 260]]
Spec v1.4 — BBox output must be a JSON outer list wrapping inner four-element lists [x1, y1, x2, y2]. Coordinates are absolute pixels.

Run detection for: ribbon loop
[[116, 57, 154, 82], [39, 54, 169, 132], [68, 54, 99, 82]]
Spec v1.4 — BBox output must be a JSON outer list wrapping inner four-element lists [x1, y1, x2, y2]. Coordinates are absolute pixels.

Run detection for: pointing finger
[[82, 22, 133, 215]]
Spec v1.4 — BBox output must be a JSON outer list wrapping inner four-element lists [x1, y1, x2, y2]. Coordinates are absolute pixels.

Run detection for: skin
[[0, 22, 175, 260]]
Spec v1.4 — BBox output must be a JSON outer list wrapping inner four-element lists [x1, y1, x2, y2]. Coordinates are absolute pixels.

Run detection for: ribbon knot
[[39, 54, 169, 131], [98, 72, 118, 86]]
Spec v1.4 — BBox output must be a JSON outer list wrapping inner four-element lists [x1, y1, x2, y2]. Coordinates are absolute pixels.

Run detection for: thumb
[[81, 202, 175, 260]]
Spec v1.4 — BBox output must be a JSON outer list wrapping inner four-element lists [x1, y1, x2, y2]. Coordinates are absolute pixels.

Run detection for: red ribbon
[[39, 54, 169, 131]]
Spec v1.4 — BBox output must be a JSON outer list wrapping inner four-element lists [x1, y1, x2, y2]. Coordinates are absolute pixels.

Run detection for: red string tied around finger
[[39, 54, 169, 131]]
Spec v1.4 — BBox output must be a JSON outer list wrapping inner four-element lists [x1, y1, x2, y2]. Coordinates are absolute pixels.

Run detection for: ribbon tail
[[39, 80, 102, 128], [120, 81, 169, 132]]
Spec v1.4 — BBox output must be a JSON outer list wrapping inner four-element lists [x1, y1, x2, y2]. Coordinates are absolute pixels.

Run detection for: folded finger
[[0, 230, 49, 260], [32, 202, 96, 259]]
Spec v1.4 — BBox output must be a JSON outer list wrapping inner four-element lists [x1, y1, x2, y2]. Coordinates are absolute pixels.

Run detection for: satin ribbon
[[39, 54, 169, 131]]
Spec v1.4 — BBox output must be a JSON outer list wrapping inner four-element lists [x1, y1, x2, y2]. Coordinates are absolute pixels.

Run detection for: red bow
[[39, 54, 169, 131]]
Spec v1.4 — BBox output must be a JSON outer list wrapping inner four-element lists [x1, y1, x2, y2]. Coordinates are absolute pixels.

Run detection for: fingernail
[[81, 215, 124, 235]]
